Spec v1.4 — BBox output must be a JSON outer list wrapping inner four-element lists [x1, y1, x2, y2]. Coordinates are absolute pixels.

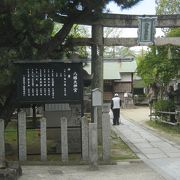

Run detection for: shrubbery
[[153, 99, 175, 112], [153, 99, 176, 122]]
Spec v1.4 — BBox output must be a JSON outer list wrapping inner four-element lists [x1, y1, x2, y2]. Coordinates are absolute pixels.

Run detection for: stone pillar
[[89, 123, 98, 170], [0, 119, 5, 164], [81, 116, 89, 161], [91, 24, 104, 144], [61, 117, 68, 162], [18, 111, 27, 161], [93, 106, 98, 124], [102, 105, 111, 162], [40, 117, 47, 161]]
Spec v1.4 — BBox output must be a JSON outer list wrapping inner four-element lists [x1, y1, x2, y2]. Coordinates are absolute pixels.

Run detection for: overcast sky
[[106, 0, 156, 15]]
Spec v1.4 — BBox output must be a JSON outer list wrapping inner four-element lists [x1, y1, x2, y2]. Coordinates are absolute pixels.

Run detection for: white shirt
[[112, 97, 121, 109], [124, 92, 128, 98]]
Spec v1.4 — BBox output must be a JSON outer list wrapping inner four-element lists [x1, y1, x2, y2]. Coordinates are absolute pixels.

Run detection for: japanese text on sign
[[17, 63, 83, 103]]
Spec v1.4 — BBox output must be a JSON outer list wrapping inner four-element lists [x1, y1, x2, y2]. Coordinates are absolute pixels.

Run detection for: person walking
[[111, 93, 121, 125], [123, 91, 128, 108]]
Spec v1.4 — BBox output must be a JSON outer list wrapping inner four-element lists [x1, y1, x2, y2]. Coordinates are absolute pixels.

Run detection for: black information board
[[16, 62, 83, 104]]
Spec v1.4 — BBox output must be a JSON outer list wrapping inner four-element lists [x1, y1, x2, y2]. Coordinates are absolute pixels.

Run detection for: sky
[[107, 0, 156, 15]]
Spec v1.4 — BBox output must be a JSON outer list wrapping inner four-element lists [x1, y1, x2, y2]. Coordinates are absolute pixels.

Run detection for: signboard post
[[15, 61, 83, 157], [92, 88, 102, 123]]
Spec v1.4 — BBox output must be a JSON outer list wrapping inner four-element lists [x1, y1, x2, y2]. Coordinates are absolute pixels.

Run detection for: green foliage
[[111, 130, 137, 160], [136, 11, 180, 102], [0, 0, 142, 59], [0, 0, 142, 108], [52, 22, 62, 37], [167, 28, 180, 37], [153, 99, 175, 112], [147, 120, 180, 134], [136, 45, 180, 88], [136, 51, 156, 86], [153, 99, 175, 123], [0, 49, 16, 91], [66, 24, 90, 58], [113, 0, 143, 9], [156, 0, 180, 15], [156, 0, 180, 34]]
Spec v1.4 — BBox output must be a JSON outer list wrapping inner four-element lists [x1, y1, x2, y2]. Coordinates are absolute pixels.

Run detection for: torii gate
[[58, 13, 180, 142]]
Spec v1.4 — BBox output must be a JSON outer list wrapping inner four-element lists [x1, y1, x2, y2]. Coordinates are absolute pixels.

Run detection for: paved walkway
[[112, 113, 180, 180], [19, 162, 164, 180]]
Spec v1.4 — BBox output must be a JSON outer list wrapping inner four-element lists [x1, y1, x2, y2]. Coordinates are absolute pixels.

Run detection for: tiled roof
[[83, 59, 137, 79]]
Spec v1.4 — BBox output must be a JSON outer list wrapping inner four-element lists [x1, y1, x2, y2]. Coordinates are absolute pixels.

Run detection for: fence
[[150, 110, 180, 126], [0, 109, 111, 167]]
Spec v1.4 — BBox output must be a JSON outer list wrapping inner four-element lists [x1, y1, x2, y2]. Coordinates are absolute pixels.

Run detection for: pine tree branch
[[38, 12, 85, 58]]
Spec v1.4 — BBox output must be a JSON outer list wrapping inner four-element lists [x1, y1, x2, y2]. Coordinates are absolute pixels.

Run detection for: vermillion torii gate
[[59, 13, 180, 142]]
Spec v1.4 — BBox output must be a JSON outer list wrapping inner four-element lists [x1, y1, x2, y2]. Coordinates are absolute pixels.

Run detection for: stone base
[[0, 161, 22, 180]]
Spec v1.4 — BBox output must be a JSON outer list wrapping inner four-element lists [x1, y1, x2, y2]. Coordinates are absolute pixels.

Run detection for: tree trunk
[[38, 14, 80, 58], [0, 85, 17, 128]]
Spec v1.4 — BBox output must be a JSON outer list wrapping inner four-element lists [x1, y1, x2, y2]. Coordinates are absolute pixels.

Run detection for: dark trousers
[[112, 108, 120, 125]]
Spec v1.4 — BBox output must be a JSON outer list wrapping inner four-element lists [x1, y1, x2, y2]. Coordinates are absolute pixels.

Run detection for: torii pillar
[[91, 24, 104, 144]]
